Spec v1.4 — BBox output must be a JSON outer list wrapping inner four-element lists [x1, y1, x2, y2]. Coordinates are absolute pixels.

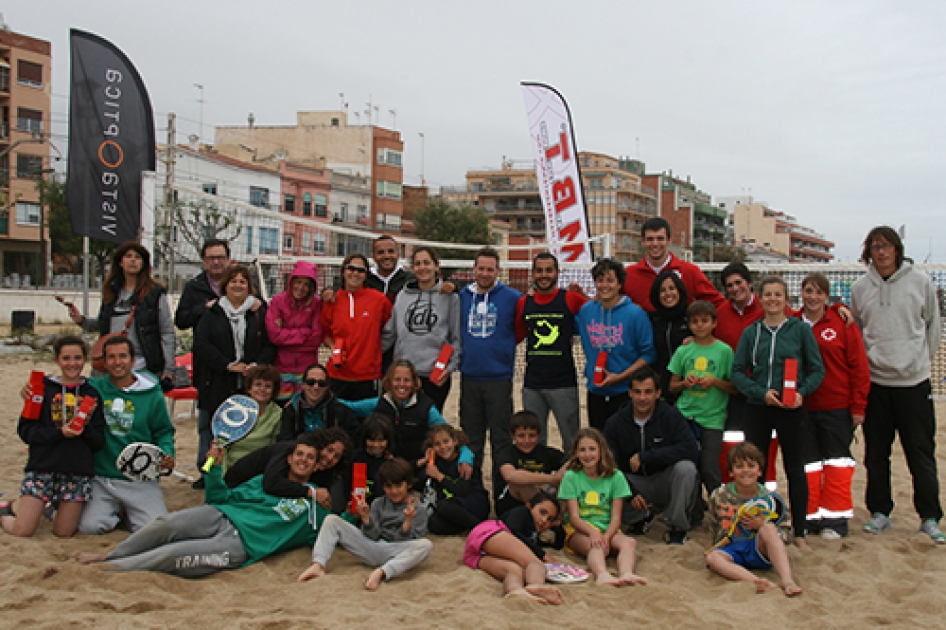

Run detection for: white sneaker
[[920, 519, 946, 544], [820, 528, 842, 540], [863, 513, 892, 534]]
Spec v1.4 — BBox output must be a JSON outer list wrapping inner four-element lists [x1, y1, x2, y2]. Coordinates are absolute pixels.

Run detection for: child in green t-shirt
[[668, 301, 737, 496]]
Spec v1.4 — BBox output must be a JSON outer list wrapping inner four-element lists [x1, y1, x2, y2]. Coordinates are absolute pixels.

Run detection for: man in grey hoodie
[[851, 226, 944, 543]]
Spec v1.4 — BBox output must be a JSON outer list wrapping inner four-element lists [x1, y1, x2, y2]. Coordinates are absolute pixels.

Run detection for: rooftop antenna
[[389, 108, 397, 129], [193, 83, 205, 142]]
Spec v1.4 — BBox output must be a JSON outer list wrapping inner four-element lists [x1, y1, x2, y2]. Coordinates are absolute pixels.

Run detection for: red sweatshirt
[[622, 254, 724, 312], [321, 287, 392, 381], [793, 308, 870, 416], [715, 294, 764, 351]]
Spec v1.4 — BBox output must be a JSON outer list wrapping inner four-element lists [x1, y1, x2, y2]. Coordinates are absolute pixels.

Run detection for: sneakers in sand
[[920, 519, 946, 544], [820, 528, 842, 540], [863, 513, 892, 535]]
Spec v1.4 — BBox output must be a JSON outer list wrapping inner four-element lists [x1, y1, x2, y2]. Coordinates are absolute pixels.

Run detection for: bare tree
[[155, 199, 242, 266]]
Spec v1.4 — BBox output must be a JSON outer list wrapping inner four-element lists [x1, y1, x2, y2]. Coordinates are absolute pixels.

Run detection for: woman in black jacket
[[649, 270, 691, 403], [277, 363, 360, 443], [70, 241, 175, 379], [193, 265, 276, 421]]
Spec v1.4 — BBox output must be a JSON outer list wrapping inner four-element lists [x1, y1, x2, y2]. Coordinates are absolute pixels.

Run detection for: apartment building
[[0, 26, 52, 286], [719, 195, 834, 262]]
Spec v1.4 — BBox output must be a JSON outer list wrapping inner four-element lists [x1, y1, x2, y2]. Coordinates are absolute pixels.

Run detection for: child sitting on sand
[[464, 490, 564, 604], [705, 442, 801, 596], [558, 428, 647, 587], [299, 458, 433, 590], [421, 425, 490, 535], [352, 414, 395, 505]]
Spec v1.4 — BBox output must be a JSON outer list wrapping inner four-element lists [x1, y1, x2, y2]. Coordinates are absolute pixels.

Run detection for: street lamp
[[418, 132, 425, 187]]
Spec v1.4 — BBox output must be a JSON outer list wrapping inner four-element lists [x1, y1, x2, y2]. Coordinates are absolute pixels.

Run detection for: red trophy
[[22, 370, 45, 420], [782, 358, 798, 406], [331, 338, 345, 368], [593, 351, 608, 386], [350, 462, 367, 513], [68, 395, 97, 432], [429, 344, 453, 385]]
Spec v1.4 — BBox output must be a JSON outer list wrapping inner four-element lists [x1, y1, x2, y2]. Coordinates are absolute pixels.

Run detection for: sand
[[1, 351, 945, 629]]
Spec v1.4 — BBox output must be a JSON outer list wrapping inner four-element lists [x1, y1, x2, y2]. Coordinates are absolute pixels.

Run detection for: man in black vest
[[514, 253, 587, 452]]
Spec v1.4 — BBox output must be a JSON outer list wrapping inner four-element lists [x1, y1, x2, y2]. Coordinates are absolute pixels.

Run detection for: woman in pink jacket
[[266, 261, 324, 402]]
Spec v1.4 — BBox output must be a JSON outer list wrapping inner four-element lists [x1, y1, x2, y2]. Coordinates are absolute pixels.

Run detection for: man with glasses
[[175, 239, 232, 489], [851, 226, 944, 543]]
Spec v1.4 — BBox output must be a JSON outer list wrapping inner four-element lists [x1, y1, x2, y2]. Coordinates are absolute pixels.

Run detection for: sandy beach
[[1, 350, 945, 629]]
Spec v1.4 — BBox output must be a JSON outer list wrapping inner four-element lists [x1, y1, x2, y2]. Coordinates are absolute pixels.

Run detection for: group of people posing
[[2, 220, 941, 601]]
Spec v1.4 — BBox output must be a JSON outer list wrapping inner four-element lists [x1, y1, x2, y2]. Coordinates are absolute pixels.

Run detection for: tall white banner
[[521, 82, 593, 265]]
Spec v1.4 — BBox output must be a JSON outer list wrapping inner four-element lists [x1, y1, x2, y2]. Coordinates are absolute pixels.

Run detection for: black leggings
[[743, 404, 809, 539], [428, 498, 482, 535]]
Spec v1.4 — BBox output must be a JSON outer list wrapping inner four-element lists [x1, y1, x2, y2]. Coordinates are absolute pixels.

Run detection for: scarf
[[218, 295, 256, 361]]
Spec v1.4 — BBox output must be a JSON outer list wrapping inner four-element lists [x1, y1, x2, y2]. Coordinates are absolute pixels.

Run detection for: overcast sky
[[8, 1, 945, 262]]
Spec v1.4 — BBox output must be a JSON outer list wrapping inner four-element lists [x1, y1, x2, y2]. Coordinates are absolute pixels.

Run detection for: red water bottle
[[593, 351, 608, 386], [350, 462, 367, 513], [68, 396, 97, 432], [22, 370, 45, 420]]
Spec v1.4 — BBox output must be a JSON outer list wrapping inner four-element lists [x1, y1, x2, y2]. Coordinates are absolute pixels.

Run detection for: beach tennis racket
[[544, 563, 589, 584], [116, 442, 170, 482], [202, 394, 259, 472]]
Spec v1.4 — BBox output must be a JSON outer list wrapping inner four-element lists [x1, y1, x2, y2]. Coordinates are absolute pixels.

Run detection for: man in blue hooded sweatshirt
[[459, 247, 522, 485]]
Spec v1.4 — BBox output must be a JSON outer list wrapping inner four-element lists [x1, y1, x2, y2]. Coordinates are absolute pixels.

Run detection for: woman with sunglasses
[[321, 253, 393, 401], [278, 364, 359, 443]]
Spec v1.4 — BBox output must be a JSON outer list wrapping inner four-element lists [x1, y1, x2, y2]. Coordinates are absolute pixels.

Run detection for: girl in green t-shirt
[[558, 428, 647, 587]]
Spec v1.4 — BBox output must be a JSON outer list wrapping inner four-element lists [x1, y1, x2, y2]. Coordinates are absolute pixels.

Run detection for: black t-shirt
[[495, 443, 564, 477]]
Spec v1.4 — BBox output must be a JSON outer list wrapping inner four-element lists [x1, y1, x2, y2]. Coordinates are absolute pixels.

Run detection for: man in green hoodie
[[77, 337, 176, 535], [73, 436, 330, 577]]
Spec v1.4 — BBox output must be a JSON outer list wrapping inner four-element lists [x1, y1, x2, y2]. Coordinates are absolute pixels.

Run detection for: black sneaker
[[191, 478, 206, 490], [665, 527, 687, 545], [625, 512, 655, 536]]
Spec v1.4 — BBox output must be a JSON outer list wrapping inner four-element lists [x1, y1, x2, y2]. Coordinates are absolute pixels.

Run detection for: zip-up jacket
[[603, 399, 700, 477], [321, 286, 392, 381], [731, 316, 825, 406], [266, 260, 323, 375]]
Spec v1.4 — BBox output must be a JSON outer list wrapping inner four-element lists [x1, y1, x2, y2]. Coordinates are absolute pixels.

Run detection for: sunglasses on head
[[345, 264, 367, 273], [303, 378, 329, 387]]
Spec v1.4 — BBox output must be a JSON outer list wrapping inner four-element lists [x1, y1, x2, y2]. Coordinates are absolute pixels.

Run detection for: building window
[[375, 180, 402, 200], [17, 60, 43, 88], [16, 154, 43, 179], [339, 201, 349, 222], [16, 108, 42, 134], [202, 183, 217, 195], [284, 194, 295, 213], [302, 193, 312, 216], [377, 148, 403, 167], [302, 231, 312, 253], [245, 227, 253, 254], [357, 204, 368, 221], [314, 194, 327, 217], [16, 202, 41, 226], [283, 233, 294, 251], [249, 186, 269, 209], [259, 227, 279, 254], [313, 232, 326, 254]]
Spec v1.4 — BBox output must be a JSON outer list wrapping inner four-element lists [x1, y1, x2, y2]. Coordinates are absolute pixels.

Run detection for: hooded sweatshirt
[[88, 371, 176, 479], [851, 261, 942, 387], [458, 280, 522, 381], [321, 286, 393, 381], [382, 279, 461, 377], [266, 260, 323, 374], [576, 296, 657, 397], [18, 375, 106, 476], [731, 316, 825, 406]]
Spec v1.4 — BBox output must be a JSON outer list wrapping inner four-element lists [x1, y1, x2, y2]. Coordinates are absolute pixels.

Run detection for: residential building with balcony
[[279, 161, 332, 261], [0, 27, 52, 287], [329, 170, 372, 257], [639, 171, 731, 262], [440, 151, 656, 261], [214, 110, 404, 237], [720, 195, 834, 263]]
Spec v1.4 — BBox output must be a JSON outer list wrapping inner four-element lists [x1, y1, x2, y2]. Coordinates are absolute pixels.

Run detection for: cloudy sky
[[9, 1, 945, 262]]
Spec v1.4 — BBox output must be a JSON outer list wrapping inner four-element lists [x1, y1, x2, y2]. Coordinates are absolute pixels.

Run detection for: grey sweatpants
[[78, 477, 168, 535], [522, 386, 580, 453], [311, 515, 433, 581], [623, 460, 701, 531], [106, 505, 247, 577]]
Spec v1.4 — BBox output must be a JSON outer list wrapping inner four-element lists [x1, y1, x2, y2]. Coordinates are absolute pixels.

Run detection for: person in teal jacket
[[731, 276, 824, 547], [73, 435, 332, 578]]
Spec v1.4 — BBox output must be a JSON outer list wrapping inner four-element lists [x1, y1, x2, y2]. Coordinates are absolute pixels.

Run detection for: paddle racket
[[116, 442, 170, 482], [201, 394, 259, 472]]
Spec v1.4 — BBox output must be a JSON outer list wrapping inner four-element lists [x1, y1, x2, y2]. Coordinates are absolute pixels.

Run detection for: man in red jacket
[[622, 218, 723, 312]]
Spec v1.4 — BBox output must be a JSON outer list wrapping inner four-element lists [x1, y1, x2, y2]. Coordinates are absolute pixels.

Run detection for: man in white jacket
[[851, 226, 944, 543]]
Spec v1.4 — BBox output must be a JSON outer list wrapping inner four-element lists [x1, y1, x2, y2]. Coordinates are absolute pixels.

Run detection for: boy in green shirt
[[668, 301, 737, 496]]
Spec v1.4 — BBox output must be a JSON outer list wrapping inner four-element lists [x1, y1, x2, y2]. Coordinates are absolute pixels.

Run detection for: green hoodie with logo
[[89, 371, 176, 479]]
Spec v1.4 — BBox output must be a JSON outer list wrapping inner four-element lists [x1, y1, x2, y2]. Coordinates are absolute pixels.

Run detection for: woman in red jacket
[[321, 253, 392, 401], [795, 272, 869, 539]]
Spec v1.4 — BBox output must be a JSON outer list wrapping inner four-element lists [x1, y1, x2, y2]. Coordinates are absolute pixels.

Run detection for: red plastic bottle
[[22, 370, 45, 420]]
